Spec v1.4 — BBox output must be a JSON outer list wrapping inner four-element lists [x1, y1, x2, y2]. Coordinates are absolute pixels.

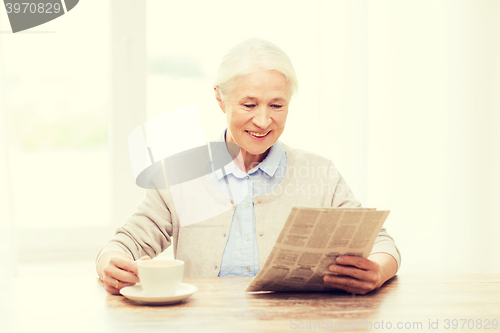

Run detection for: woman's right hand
[[99, 253, 151, 294]]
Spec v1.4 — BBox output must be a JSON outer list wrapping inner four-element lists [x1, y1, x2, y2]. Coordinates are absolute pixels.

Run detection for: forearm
[[368, 252, 398, 287], [96, 251, 133, 280]]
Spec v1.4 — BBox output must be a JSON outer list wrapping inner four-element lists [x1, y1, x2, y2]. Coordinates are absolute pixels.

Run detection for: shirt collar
[[214, 129, 283, 180]]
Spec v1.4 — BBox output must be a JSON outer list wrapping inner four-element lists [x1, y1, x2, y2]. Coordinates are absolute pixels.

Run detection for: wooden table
[[2, 274, 499, 332]]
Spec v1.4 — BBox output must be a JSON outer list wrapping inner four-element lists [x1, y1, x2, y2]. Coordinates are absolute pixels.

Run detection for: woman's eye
[[244, 104, 256, 108], [271, 104, 283, 109]]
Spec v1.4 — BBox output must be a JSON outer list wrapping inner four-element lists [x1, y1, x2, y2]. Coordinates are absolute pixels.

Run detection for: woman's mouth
[[246, 130, 270, 138]]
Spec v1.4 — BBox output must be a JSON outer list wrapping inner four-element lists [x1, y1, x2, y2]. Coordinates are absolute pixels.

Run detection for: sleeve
[[95, 188, 174, 264], [329, 163, 402, 270]]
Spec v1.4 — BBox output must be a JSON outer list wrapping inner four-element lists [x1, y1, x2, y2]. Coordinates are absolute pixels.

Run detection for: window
[[0, 0, 112, 260]]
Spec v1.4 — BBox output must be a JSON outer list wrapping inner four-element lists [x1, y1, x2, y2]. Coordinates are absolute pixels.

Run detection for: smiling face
[[216, 69, 291, 169]]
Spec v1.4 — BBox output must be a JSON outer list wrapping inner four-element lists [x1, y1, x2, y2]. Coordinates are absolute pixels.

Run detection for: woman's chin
[[242, 144, 271, 156]]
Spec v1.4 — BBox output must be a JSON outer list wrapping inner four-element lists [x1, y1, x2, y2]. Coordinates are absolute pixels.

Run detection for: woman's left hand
[[322, 253, 397, 295]]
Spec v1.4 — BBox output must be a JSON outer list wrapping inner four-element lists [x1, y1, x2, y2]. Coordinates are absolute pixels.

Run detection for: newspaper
[[245, 207, 390, 292]]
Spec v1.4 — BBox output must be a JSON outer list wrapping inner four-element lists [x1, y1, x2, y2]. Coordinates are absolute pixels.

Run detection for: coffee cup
[[137, 259, 184, 295]]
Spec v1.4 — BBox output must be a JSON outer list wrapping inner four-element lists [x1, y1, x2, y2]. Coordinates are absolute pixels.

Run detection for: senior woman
[[96, 38, 400, 295]]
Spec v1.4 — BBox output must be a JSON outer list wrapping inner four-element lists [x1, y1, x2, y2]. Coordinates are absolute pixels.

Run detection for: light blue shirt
[[209, 131, 287, 277]]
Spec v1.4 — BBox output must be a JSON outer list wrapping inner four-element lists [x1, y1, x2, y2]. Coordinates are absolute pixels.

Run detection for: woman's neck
[[233, 148, 269, 173]]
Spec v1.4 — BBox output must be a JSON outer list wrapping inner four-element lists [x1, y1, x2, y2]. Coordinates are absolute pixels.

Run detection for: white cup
[[137, 259, 184, 296]]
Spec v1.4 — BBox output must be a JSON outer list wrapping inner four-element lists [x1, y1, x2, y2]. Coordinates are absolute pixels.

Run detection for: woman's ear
[[214, 86, 225, 113]]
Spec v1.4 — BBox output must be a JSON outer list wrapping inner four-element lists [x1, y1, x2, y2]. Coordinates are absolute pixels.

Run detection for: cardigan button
[[258, 232, 263, 236], [257, 198, 262, 204]]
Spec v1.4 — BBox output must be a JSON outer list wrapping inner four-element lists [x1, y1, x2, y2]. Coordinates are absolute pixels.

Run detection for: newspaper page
[[245, 207, 390, 292]]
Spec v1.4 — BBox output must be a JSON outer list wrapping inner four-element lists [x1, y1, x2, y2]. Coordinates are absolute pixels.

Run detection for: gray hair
[[214, 38, 298, 101]]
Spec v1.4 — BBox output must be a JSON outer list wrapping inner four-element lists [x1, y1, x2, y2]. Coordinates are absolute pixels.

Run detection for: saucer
[[120, 283, 198, 305]]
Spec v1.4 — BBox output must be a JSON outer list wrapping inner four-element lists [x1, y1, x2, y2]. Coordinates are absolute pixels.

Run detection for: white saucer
[[120, 283, 198, 305]]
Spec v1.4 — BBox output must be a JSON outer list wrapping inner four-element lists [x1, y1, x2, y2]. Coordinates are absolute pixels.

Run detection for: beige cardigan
[[96, 144, 401, 277]]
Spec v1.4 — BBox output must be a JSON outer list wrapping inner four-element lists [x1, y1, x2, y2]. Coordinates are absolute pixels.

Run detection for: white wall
[[364, 0, 500, 274]]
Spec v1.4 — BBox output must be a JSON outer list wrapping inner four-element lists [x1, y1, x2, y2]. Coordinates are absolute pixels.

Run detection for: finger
[[323, 275, 374, 294], [103, 264, 140, 284], [102, 275, 135, 291], [139, 256, 152, 260], [336, 256, 377, 271], [104, 283, 120, 295], [110, 256, 139, 275], [105, 283, 134, 295], [328, 264, 375, 283], [102, 274, 135, 288], [323, 281, 368, 295], [111, 268, 140, 284], [323, 277, 371, 295]]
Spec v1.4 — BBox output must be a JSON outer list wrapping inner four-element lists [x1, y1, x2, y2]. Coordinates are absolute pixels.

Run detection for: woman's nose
[[252, 108, 272, 128]]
